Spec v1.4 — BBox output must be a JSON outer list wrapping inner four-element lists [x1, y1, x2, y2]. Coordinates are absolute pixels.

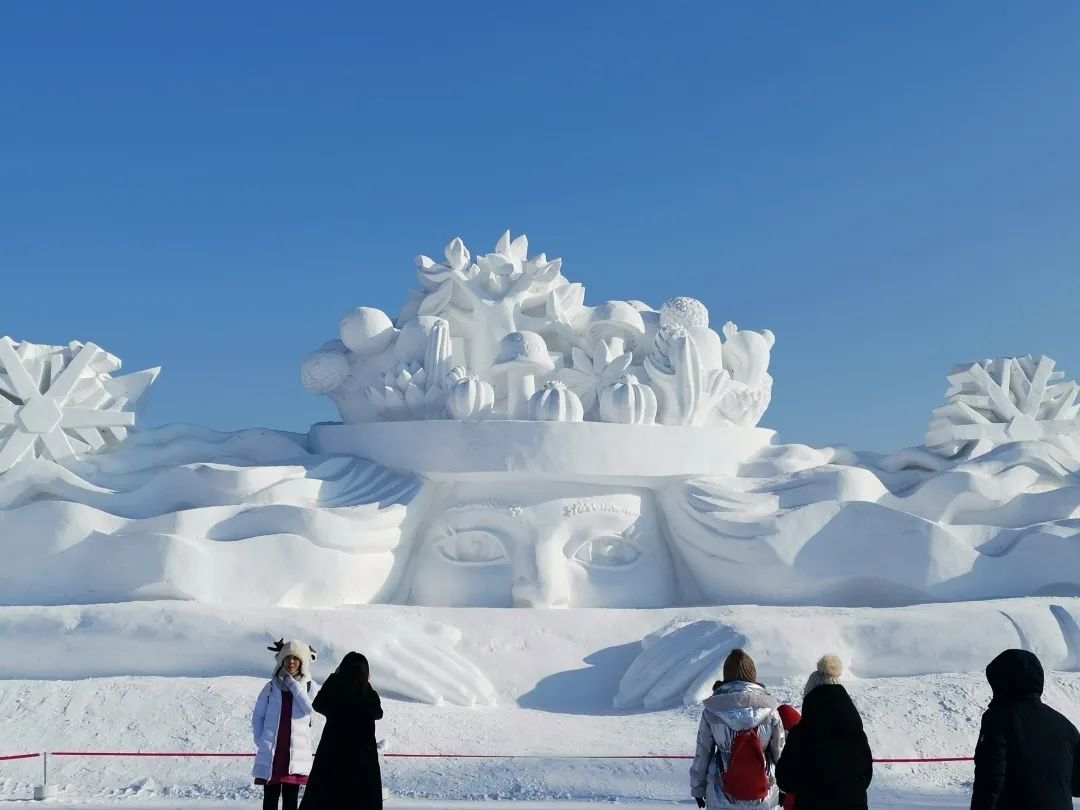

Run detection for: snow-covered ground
[[2, 601, 1079, 806], [0, 799, 991, 809]]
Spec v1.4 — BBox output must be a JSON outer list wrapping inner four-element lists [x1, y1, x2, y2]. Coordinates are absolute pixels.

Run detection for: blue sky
[[3, 3, 1079, 451]]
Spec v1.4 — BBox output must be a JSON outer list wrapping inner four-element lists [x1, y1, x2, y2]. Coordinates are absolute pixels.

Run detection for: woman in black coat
[[775, 682, 873, 810], [299, 652, 384, 810]]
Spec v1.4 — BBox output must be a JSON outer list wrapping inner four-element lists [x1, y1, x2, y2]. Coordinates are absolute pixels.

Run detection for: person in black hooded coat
[[299, 652, 383, 810], [775, 683, 872, 810], [970, 649, 1080, 810]]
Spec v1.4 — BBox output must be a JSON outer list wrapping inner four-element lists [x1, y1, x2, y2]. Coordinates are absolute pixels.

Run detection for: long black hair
[[336, 651, 371, 691]]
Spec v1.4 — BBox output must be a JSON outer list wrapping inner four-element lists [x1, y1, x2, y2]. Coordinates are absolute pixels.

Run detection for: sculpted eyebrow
[[441, 502, 525, 518], [562, 501, 635, 517]]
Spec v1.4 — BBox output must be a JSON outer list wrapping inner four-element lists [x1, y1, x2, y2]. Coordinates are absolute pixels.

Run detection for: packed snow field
[[1, 602, 1079, 806]]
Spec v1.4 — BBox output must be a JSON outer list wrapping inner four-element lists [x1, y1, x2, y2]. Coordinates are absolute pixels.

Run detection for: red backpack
[[719, 727, 770, 802]]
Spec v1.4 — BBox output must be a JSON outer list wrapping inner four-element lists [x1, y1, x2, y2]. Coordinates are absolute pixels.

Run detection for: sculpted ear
[[309, 646, 318, 662], [267, 638, 285, 653]]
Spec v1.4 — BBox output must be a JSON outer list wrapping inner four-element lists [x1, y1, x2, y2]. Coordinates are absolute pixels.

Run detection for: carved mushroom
[[586, 302, 646, 357], [490, 331, 555, 419]]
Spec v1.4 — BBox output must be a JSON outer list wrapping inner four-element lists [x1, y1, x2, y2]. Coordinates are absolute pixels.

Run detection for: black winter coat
[[970, 649, 1080, 810], [299, 674, 384, 810], [775, 684, 872, 810]]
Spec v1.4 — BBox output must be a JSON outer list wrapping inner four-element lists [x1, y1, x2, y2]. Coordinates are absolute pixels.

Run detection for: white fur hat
[[803, 654, 843, 696], [268, 639, 318, 682]]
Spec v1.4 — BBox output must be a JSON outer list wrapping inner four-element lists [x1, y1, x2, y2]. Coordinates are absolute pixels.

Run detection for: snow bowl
[[308, 420, 776, 480]]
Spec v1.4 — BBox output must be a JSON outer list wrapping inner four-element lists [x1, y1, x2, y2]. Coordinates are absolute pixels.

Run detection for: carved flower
[[557, 340, 634, 415]]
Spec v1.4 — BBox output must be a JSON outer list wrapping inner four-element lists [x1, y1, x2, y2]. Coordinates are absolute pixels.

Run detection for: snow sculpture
[[529, 381, 584, 422], [408, 482, 675, 608], [492, 331, 556, 419], [446, 374, 494, 421], [717, 322, 775, 427], [614, 599, 1080, 709], [0, 425, 427, 608], [0, 337, 158, 473], [926, 355, 1080, 458], [559, 339, 633, 418], [599, 373, 657, 424], [302, 231, 775, 428]]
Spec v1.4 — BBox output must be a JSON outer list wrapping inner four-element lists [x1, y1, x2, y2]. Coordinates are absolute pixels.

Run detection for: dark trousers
[[263, 782, 300, 810]]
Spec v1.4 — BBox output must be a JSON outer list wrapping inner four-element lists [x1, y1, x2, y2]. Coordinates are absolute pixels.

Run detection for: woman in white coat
[[252, 639, 320, 810]]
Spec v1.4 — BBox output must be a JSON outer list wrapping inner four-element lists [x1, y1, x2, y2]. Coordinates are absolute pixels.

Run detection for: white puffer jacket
[[689, 681, 785, 809], [251, 640, 321, 781]]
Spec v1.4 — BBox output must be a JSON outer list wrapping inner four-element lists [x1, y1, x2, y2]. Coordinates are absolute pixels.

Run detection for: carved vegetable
[[528, 381, 584, 422], [644, 325, 729, 426], [599, 373, 657, 424], [446, 374, 495, 421]]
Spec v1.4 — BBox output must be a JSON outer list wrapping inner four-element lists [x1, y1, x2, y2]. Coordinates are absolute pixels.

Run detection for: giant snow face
[[409, 482, 675, 608]]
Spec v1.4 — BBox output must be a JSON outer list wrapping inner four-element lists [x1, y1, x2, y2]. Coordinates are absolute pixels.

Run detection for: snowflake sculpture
[[926, 355, 1080, 458], [0, 337, 159, 473]]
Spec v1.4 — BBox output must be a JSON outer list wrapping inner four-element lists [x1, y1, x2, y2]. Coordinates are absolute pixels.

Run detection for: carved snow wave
[[658, 440, 1080, 607], [614, 598, 1080, 709], [0, 425, 421, 607]]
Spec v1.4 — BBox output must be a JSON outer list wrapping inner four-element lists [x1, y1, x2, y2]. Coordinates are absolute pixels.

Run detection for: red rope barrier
[[42, 751, 973, 763], [50, 752, 254, 758], [0, 753, 39, 762], [874, 757, 974, 764]]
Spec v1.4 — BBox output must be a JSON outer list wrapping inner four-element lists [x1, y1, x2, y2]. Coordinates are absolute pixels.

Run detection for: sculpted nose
[[511, 579, 545, 608], [512, 578, 569, 608], [511, 544, 570, 608]]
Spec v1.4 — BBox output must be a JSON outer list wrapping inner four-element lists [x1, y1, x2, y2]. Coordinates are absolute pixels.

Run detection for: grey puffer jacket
[[690, 681, 785, 809]]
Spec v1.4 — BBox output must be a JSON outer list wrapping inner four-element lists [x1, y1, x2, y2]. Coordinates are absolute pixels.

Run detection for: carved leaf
[[416, 255, 453, 287], [444, 237, 470, 273], [571, 347, 593, 371], [509, 234, 529, 262], [549, 282, 585, 323], [418, 281, 454, 317], [533, 258, 562, 284], [599, 352, 633, 384]]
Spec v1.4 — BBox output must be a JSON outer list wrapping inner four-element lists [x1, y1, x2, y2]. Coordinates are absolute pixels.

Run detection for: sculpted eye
[[570, 535, 641, 568], [437, 530, 509, 565]]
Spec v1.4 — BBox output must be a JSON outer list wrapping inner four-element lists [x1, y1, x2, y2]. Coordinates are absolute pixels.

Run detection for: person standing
[[970, 649, 1080, 810], [300, 651, 384, 810], [252, 639, 320, 810], [775, 704, 801, 810], [690, 649, 785, 809], [775, 655, 872, 810]]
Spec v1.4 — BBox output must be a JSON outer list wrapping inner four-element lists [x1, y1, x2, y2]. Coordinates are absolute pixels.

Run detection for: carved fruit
[[301, 348, 350, 395], [528, 381, 584, 422], [599, 373, 658, 425], [446, 375, 495, 421]]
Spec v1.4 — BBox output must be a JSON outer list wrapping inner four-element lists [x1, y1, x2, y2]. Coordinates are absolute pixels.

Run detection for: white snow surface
[[1, 602, 1079, 805], [5, 424, 1080, 609], [4, 423, 1080, 805]]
